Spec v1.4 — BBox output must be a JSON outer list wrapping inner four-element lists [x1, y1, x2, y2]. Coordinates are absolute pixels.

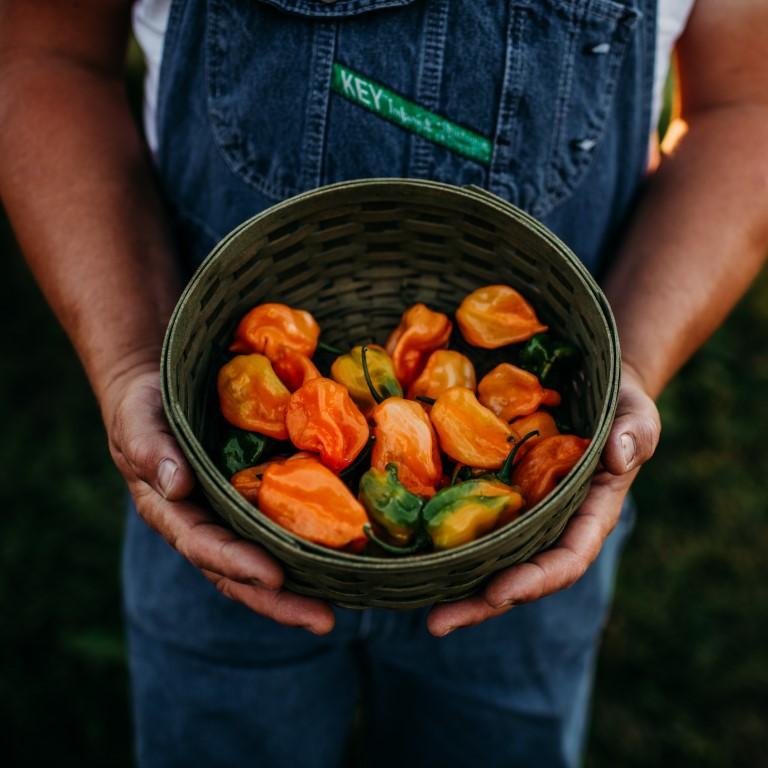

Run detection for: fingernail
[[438, 625, 456, 637], [158, 458, 178, 498], [620, 433, 636, 470], [490, 598, 516, 610]]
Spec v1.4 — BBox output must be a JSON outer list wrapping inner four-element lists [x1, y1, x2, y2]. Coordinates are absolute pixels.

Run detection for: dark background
[[1, 45, 766, 768]]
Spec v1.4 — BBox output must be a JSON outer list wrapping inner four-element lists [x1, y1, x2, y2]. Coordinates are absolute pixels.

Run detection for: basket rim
[[160, 178, 621, 570]]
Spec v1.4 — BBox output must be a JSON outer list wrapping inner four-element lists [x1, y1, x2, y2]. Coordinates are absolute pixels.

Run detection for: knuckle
[[209, 573, 235, 601], [125, 433, 155, 468]]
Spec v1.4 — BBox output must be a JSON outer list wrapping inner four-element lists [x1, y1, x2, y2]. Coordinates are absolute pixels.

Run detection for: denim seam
[[489, 5, 527, 205], [301, 23, 337, 190], [544, 8, 579, 203], [408, 0, 450, 179], [533, 8, 641, 217], [205, 0, 304, 201], [257, 0, 417, 17]]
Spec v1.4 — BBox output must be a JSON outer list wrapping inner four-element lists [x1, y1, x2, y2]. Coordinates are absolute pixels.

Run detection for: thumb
[[109, 374, 196, 501], [601, 366, 661, 476]]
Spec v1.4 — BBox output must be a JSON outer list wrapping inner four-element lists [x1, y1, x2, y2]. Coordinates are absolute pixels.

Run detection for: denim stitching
[[533, 6, 641, 217], [258, 0, 417, 17], [301, 23, 337, 190], [543, 3, 580, 210], [206, 0, 301, 201], [489, 5, 527, 205], [409, 0, 450, 179]]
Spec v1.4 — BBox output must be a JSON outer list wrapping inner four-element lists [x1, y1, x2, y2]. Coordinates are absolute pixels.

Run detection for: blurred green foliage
[[1, 43, 766, 768]]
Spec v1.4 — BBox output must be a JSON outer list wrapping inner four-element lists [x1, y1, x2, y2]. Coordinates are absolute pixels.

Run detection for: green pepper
[[422, 478, 525, 551], [518, 334, 577, 388], [330, 344, 403, 416], [220, 428, 271, 476], [359, 463, 425, 552]]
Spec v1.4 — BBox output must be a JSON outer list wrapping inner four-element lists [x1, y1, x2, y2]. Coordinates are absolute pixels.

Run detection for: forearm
[[604, 106, 768, 399], [0, 54, 180, 414]]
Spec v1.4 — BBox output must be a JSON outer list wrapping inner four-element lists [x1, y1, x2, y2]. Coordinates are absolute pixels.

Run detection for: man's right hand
[[103, 366, 336, 635]]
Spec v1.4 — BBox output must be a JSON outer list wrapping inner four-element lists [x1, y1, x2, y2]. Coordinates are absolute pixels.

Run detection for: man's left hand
[[427, 363, 661, 637]]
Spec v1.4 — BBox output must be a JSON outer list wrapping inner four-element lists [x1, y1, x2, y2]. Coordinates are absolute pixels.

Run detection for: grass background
[[1, 47, 766, 767]]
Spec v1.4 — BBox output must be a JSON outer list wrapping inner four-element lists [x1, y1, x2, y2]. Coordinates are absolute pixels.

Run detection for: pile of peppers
[[215, 286, 590, 554]]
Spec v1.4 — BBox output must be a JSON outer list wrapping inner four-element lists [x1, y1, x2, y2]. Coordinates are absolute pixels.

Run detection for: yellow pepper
[[330, 344, 402, 416]]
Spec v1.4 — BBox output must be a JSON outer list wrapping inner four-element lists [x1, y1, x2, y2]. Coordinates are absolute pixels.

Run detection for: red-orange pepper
[[511, 435, 590, 506], [217, 354, 291, 439], [478, 363, 561, 421], [429, 386, 513, 470], [285, 378, 369, 472], [509, 411, 560, 459], [258, 457, 369, 551], [385, 303, 452, 388], [230, 452, 314, 503], [371, 397, 443, 497], [407, 350, 476, 402], [230, 303, 320, 358], [271, 345, 321, 392], [456, 285, 548, 348]]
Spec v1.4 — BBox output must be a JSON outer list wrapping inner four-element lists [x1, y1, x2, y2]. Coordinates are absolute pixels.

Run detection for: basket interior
[[163, 180, 616, 574]]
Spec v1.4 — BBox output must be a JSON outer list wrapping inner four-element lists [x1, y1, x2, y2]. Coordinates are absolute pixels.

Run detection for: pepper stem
[[497, 430, 540, 485], [363, 524, 427, 556], [361, 345, 385, 404], [317, 340, 344, 356], [416, 395, 436, 405]]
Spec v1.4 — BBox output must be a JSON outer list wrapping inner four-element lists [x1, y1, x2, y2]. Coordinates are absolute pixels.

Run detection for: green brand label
[[331, 63, 492, 166]]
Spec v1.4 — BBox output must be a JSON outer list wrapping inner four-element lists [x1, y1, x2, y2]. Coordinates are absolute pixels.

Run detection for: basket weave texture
[[161, 179, 620, 609]]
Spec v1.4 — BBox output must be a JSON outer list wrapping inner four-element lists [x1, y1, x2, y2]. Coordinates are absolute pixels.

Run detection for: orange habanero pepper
[[218, 354, 291, 440], [509, 411, 560, 459], [456, 285, 548, 348], [285, 378, 369, 472], [407, 350, 476, 402], [258, 457, 369, 551], [358, 345, 442, 497], [385, 303, 452, 388], [371, 397, 443, 498], [230, 303, 320, 358], [511, 435, 591, 506], [430, 386, 514, 470], [230, 452, 314, 504], [478, 363, 561, 421], [271, 345, 321, 392]]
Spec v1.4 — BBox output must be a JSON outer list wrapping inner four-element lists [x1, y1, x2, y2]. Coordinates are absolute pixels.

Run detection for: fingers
[[109, 372, 196, 500], [110, 372, 334, 634], [602, 368, 661, 476], [201, 570, 336, 635], [427, 469, 633, 637], [132, 483, 284, 590]]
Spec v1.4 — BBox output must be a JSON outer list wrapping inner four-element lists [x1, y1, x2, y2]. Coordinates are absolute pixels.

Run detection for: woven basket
[[161, 179, 620, 609]]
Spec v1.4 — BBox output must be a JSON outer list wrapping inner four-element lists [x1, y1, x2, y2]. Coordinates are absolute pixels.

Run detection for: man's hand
[[103, 366, 336, 635], [426, 364, 660, 637]]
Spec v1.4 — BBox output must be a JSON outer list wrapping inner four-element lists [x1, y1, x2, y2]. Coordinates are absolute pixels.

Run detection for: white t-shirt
[[133, 0, 696, 155]]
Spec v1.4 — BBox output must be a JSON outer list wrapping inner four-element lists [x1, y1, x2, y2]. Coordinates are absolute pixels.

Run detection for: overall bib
[[125, 2, 656, 766]]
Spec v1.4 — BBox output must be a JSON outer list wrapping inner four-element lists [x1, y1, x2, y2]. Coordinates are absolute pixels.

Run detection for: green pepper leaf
[[220, 429, 271, 475], [518, 334, 578, 388]]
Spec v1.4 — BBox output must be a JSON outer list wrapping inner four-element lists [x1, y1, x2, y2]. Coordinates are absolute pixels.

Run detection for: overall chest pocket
[[206, 0, 640, 210], [491, 0, 641, 217], [206, 0, 419, 202]]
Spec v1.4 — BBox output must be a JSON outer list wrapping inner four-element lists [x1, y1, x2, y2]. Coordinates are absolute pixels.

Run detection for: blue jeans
[[124, 500, 634, 768]]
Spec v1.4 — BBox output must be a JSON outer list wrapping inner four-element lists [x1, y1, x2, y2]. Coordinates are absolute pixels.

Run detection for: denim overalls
[[125, 2, 656, 766]]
